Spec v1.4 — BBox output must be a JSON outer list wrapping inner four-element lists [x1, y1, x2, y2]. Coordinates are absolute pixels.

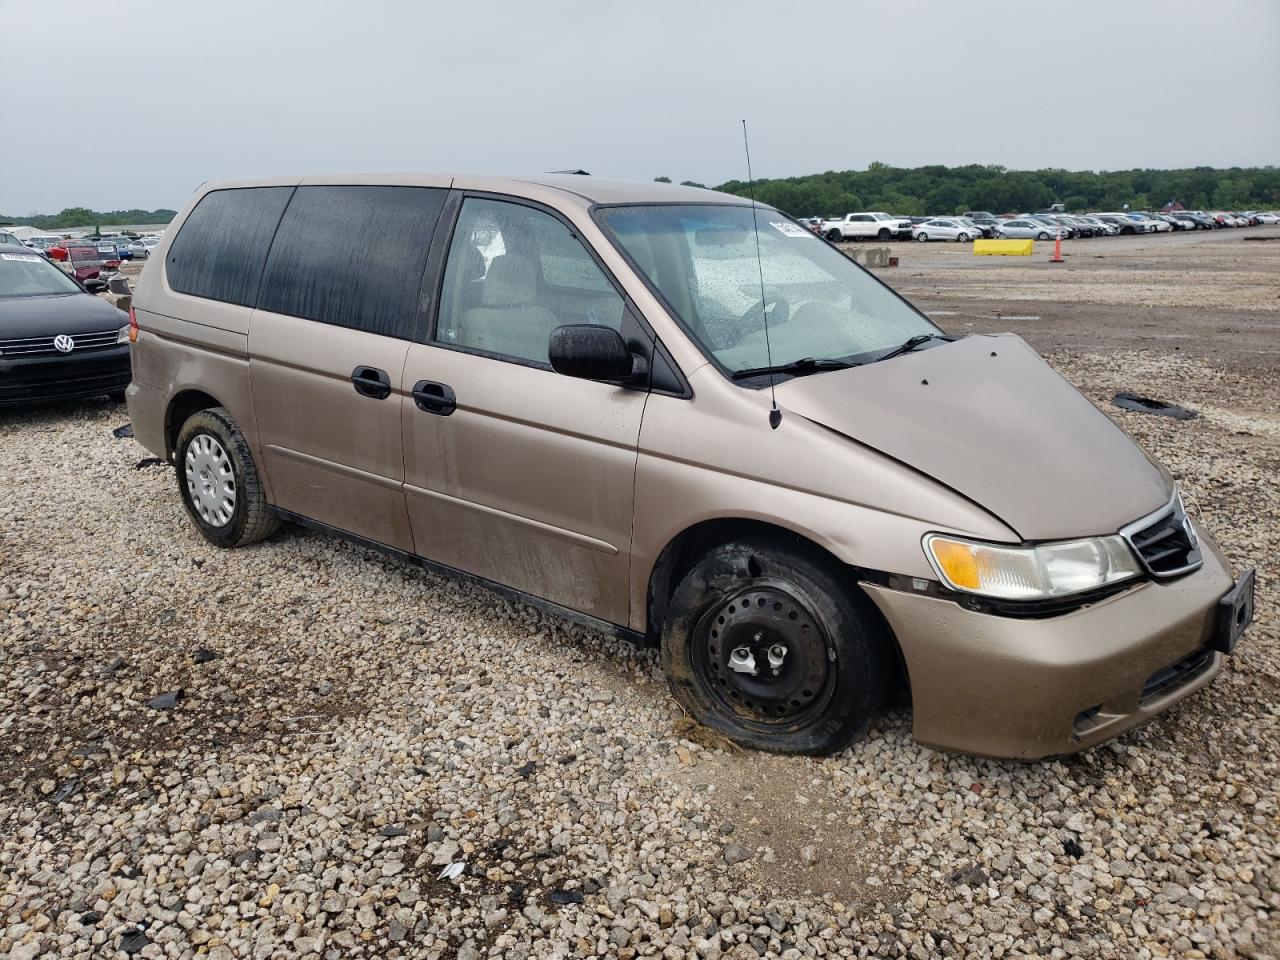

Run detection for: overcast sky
[[3, 0, 1277, 214]]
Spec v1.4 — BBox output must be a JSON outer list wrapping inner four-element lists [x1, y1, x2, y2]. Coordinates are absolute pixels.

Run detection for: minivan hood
[[774, 334, 1171, 540]]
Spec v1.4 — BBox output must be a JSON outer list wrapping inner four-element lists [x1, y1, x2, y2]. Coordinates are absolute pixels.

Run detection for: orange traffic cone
[[1049, 228, 1065, 263]]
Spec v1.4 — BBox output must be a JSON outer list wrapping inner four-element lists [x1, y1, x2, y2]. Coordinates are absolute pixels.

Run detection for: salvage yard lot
[[1, 229, 1277, 959]]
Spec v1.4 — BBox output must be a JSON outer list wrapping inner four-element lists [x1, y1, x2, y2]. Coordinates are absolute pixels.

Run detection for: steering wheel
[[728, 295, 791, 346]]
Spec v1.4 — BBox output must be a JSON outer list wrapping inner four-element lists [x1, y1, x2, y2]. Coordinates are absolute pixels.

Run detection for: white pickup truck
[[820, 212, 913, 242]]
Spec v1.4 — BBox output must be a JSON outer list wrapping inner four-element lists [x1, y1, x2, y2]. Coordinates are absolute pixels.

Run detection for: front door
[[401, 195, 648, 624], [249, 183, 449, 551]]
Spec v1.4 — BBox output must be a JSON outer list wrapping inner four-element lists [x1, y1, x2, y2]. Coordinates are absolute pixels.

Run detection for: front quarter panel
[[629, 365, 1018, 632]]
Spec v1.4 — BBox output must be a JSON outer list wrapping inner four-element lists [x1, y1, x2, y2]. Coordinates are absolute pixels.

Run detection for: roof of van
[[195, 174, 754, 208], [512, 174, 752, 206]]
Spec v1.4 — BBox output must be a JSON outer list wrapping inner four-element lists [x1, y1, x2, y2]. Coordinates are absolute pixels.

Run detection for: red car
[[46, 240, 118, 291]]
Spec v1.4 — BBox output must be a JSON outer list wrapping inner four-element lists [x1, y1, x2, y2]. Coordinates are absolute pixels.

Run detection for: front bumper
[[0, 344, 131, 405], [862, 532, 1244, 759]]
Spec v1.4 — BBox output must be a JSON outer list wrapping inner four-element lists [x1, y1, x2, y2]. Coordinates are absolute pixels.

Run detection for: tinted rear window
[[257, 185, 447, 339], [166, 186, 293, 306]]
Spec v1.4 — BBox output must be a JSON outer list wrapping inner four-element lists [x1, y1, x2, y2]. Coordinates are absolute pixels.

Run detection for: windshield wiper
[[869, 333, 955, 364], [731, 357, 859, 381]]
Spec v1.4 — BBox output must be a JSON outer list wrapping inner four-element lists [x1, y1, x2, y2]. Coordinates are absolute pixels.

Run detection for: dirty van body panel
[[628, 365, 1020, 633], [401, 346, 646, 627], [125, 302, 258, 479], [248, 314, 414, 552], [774, 333, 1172, 540], [862, 526, 1235, 759]]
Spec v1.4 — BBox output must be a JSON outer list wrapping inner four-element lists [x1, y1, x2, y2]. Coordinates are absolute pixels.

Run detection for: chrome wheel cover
[[185, 433, 236, 527]]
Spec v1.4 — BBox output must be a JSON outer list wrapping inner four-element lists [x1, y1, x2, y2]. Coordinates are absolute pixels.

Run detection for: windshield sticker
[[768, 221, 813, 239], [1, 253, 43, 262]]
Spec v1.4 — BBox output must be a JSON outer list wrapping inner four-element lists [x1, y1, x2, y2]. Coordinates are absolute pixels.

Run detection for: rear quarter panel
[[129, 179, 299, 493]]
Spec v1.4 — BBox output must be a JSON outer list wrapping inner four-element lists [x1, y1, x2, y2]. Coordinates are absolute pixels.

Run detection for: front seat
[[455, 254, 560, 362]]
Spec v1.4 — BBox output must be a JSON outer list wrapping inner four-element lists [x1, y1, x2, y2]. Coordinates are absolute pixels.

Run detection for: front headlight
[[116, 325, 130, 345], [924, 533, 1142, 601]]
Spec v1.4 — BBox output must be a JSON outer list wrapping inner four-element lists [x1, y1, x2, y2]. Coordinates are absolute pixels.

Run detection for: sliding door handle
[[351, 366, 392, 400]]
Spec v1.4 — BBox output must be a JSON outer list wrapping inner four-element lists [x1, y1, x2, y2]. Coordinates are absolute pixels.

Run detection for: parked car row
[[799, 208, 1278, 243], [20, 232, 164, 261]]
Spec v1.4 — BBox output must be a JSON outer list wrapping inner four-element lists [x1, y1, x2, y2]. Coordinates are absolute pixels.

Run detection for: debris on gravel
[[1112, 391, 1198, 419]]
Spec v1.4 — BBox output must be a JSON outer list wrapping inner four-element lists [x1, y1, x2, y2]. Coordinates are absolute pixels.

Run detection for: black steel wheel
[[691, 585, 836, 731], [661, 537, 895, 754]]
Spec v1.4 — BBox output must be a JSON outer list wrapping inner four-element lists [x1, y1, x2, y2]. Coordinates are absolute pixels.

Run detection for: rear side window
[[258, 185, 447, 339], [166, 187, 293, 306]]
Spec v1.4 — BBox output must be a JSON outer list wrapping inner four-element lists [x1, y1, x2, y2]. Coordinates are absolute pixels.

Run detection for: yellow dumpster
[[973, 239, 1034, 256]]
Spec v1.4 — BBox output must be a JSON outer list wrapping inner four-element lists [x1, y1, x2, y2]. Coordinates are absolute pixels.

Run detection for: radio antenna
[[742, 120, 781, 430]]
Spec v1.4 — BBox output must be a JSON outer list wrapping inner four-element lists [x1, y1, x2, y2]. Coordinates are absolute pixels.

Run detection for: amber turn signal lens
[[929, 539, 982, 590]]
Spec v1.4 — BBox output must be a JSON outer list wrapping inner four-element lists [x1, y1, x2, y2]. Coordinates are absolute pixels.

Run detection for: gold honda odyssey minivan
[[125, 174, 1255, 759]]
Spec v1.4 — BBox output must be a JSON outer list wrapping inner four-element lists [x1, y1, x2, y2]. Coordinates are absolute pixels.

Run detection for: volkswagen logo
[[53, 335, 75, 354]]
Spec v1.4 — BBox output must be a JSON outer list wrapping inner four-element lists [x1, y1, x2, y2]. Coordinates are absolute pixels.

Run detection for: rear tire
[[660, 538, 894, 755], [825, 229, 842, 242], [1037, 232, 1050, 240], [175, 407, 279, 548]]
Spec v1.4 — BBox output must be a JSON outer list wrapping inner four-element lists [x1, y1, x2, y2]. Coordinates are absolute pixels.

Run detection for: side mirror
[[107, 276, 132, 296], [548, 324, 644, 383]]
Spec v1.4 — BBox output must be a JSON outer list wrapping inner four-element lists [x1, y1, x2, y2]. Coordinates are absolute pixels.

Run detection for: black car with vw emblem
[[0, 250, 131, 404]]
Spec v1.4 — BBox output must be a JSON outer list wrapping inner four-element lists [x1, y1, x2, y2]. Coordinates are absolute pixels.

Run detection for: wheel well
[[645, 518, 908, 690], [165, 390, 221, 457]]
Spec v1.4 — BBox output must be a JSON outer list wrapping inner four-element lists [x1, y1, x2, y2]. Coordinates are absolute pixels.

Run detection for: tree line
[[1, 207, 178, 230], [654, 164, 1280, 217]]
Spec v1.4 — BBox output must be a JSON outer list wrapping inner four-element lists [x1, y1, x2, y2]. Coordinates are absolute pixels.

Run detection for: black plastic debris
[[1112, 393, 1197, 420], [120, 927, 150, 954], [379, 825, 408, 837], [135, 457, 165, 470], [98, 656, 126, 677], [146, 690, 183, 710], [515, 761, 537, 778], [947, 864, 988, 887], [52, 778, 80, 804], [193, 648, 219, 664], [548, 889, 584, 905], [112, 423, 134, 438], [1063, 836, 1084, 859], [79, 911, 101, 925]]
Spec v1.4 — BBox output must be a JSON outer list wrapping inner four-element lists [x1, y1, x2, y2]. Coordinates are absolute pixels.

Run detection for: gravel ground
[[1, 238, 1277, 959]]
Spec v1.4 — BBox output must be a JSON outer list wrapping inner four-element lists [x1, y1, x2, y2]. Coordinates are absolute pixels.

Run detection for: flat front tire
[[175, 407, 279, 548], [660, 538, 894, 755]]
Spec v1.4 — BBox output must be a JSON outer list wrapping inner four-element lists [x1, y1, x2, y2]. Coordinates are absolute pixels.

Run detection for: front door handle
[[411, 379, 456, 416], [351, 366, 392, 400]]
